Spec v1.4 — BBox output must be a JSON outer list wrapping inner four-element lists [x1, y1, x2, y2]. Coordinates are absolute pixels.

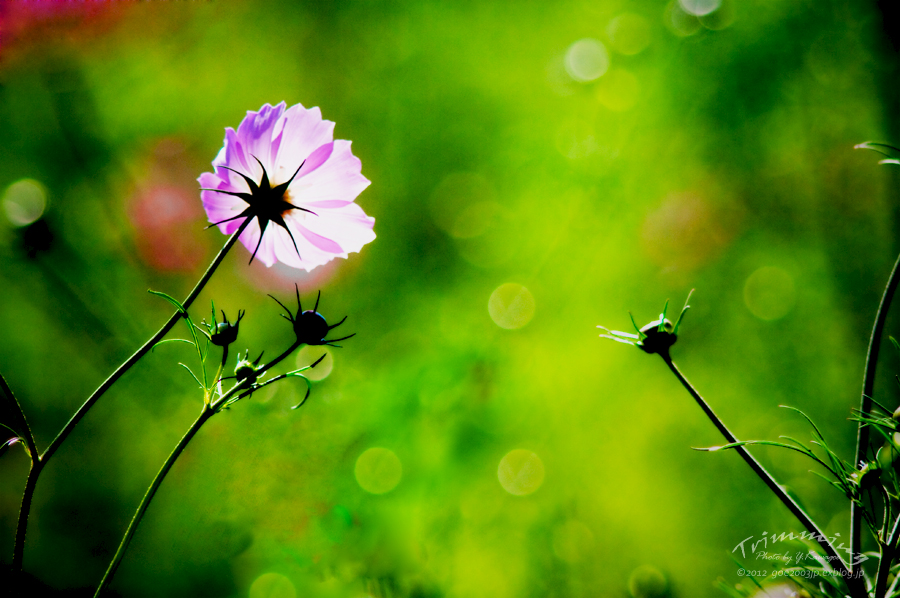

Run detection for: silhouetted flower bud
[[851, 461, 881, 492], [234, 350, 264, 385], [270, 287, 355, 347], [211, 309, 244, 347], [637, 318, 678, 355]]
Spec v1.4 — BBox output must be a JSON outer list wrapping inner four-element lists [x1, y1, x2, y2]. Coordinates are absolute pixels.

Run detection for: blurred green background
[[1, 1, 899, 596]]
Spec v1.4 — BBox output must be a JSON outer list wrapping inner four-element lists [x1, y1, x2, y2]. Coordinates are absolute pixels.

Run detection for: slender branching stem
[[255, 340, 302, 378], [93, 405, 215, 597], [95, 337, 312, 595], [853, 251, 900, 570], [42, 219, 251, 465], [879, 485, 891, 543], [211, 345, 229, 403], [876, 514, 900, 598], [12, 219, 250, 574], [2, 372, 41, 572], [660, 352, 864, 597], [887, 562, 900, 598], [12, 461, 41, 571]]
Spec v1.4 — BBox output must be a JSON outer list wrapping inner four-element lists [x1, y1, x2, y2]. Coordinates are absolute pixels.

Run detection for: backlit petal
[[288, 140, 370, 205], [199, 103, 375, 270]]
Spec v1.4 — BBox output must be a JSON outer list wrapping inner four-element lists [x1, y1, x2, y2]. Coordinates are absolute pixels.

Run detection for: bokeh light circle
[[665, 1, 702, 36], [3, 179, 47, 227], [295, 345, 334, 381], [678, 0, 721, 16], [498, 449, 545, 496], [249, 572, 297, 598], [488, 283, 535, 330], [355, 447, 402, 494], [743, 266, 796, 321], [564, 38, 609, 82], [699, 0, 735, 30]]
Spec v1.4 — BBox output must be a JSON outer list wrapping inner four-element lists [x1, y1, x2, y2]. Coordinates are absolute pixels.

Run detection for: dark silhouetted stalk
[[660, 351, 864, 598], [13, 219, 250, 572], [852, 251, 900, 573], [93, 405, 214, 597], [94, 336, 313, 595], [2, 371, 40, 572]]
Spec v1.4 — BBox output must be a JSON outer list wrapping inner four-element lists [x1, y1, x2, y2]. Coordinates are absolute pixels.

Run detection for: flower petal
[[288, 140, 370, 205], [273, 105, 335, 183], [199, 102, 375, 270], [303, 199, 356, 209], [294, 202, 376, 255], [237, 218, 278, 267], [298, 142, 334, 178], [295, 222, 344, 253], [219, 128, 253, 180], [198, 172, 247, 235], [235, 102, 285, 172], [272, 225, 336, 271]]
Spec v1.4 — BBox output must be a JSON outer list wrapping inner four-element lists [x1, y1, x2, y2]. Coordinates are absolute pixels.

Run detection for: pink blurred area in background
[[127, 138, 342, 286], [0, 0, 129, 60], [127, 139, 208, 273], [641, 189, 743, 279], [129, 183, 206, 272]]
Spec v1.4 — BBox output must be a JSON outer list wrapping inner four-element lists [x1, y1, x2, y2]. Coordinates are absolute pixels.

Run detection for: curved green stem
[[209, 345, 229, 404], [93, 406, 214, 597], [876, 514, 900, 598], [2, 371, 41, 572], [660, 352, 864, 597], [12, 220, 249, 573], [209, 341, 303, 412], [96, 338, 310, 594], [852, 250, 900, 570], [42, 219, 250, 465], [256, 340, 302, 377], [886, 562, 900, 598], [12, 461, 42, 572]]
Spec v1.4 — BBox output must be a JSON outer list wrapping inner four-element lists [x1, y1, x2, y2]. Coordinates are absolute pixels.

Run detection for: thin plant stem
[[210, 345, 229, 403], [255, 340, 302, 378], [1, 372, 41, 572], [93, 405, 215, 597], [95, 337, 313, 595], [12, 219, 250, 573], [852, 250, 900, 570], [886, 562, 900, 598], [660, 352, 865, 597], [12, 462, 41, 572], [876, 514, 900, 598], [42, 219, 250, 464]]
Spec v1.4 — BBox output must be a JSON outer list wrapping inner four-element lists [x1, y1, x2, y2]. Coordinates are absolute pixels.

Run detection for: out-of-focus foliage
[[0, 1, 898, 596]]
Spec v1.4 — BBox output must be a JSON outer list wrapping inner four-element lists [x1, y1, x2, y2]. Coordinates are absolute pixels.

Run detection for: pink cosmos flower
[[198, 102, 375, 270]]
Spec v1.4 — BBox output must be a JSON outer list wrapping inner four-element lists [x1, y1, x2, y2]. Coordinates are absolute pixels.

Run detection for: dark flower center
[[202, 157, 316, 264]]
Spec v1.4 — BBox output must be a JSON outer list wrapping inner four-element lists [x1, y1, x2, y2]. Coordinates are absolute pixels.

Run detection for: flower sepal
[[598, 290, 693, 357], [234, 350, 264, 385], [198, 102, 375, 271], [849, 460, 882, 493], [200, 304, 245, 348], [269, 286, 355, 347]]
